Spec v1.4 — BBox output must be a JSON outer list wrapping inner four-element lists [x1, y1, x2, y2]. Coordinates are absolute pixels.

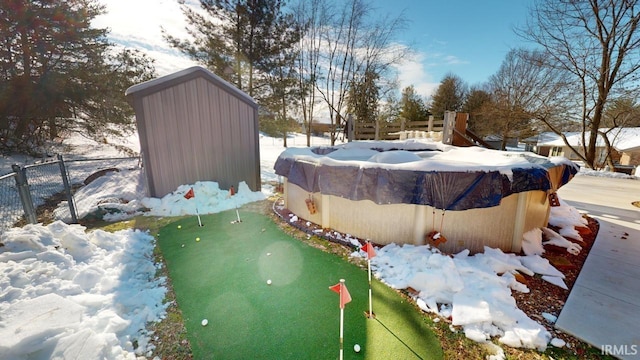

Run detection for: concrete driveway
[[556, 175, 640, 359]]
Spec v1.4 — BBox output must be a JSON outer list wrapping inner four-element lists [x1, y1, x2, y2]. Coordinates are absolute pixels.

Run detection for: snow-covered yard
[[0, 132, 632, 359]]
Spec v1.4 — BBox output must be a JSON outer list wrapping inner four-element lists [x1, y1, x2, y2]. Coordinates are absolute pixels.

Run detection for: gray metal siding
[[132, 74, 260, 198]]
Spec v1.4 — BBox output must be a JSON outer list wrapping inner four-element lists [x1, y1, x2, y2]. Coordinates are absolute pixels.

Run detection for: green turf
[[157, 210, 443, 360]]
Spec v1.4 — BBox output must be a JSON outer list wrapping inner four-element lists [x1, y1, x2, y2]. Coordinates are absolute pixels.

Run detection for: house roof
[[534, 128, 640, 149], [524, 132, 568, 145], [534, 132, 591, 147], [607, 127, 640, 152], [125, 66, 258, 108]]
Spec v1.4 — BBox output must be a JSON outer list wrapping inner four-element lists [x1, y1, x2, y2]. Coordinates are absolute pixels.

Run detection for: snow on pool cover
[[274, 140, 578, 210]]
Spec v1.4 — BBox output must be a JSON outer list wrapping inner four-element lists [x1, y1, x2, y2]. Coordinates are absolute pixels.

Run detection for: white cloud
[[95, 1, 455, 99], [94, 0, 200, 75], [393, 53, 440, 99], [443, 55, 468, 65]]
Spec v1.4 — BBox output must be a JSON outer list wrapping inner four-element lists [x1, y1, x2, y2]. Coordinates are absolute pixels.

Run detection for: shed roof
[[125, 66, 258, 109]]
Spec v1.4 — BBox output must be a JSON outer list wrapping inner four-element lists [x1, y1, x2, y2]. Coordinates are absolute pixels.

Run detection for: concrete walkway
[[556, 175, 640, 360]]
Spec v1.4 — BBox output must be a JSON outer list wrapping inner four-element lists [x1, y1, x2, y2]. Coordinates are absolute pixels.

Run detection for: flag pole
[[184, 187, 202, 227], [339, 279, 345, 360], [195, 206, 203, 227], [329, 279, 351, 360], [362, 241, 376, 319], [367, 256, 373, 318], [230, 186, 242, 224]]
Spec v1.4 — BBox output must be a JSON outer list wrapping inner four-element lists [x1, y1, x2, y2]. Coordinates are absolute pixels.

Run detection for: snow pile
[[367, 150, 423, 164], [54, 172, 266, 223], [0, 221, 166, 359], [548, 198, 589, 241], [577, 167, 638, 179], [371, 244, 555, 350], [521, 228, 545, 255], [55, 169, 147, 222], [520, 197, 587, 257], [541, 227, 582, 256], [142, 181, 265, 217]]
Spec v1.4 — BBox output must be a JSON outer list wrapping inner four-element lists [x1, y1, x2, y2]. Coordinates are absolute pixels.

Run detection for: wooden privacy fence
[[354, 116, 443, 140]]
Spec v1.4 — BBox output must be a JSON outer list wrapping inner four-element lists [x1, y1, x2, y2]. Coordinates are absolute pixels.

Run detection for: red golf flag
[[184, 188, 195, 200], [329, 281, 352, 309], [361, 242, 376, 259]]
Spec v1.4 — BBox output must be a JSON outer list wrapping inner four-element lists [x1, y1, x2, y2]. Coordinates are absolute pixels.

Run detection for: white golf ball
[[201, 319, 208, 326], [267, 279, 272, 285], [354, 344, 361, 352], [181, 244, 185, 248]]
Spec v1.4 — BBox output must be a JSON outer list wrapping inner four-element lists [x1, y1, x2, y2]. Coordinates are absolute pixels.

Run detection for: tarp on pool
[[273, 141, 578, 211]]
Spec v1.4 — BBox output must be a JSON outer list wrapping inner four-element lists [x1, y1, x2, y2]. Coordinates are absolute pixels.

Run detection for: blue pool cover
[[274, 144, 578, 211]]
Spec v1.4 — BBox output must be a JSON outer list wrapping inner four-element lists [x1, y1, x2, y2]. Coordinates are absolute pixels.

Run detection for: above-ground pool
[[274, 140, 578, 254]]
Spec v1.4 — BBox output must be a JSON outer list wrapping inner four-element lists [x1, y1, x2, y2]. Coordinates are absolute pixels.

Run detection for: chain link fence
[[0, 155, 141, 236], [0, 172, 22, 234]]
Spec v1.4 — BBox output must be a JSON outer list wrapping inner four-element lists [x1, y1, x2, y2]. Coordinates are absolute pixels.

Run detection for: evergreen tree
[[164, 0, 300, 101], [463, 87, 491, 136], [347, 69, 379, 125], [261, 34, 301, 146], [430, 73, 467, 119], [0, 0, 155, 154], [399, 85, 429, 123]]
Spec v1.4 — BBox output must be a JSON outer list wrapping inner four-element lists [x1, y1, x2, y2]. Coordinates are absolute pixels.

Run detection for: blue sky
[[95, 0, 533, 98], [372, 0, 534, 91]]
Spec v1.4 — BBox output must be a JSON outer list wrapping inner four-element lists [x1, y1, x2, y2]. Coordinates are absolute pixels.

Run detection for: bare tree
[[294, 0, 326, 146], [600, 97, 640, 168], [481, 49, 571, 150], [603, 97, 640, 128], [315, 0, 364, 145], [300, 0, 408, 145], [518, 0, 640, 169]]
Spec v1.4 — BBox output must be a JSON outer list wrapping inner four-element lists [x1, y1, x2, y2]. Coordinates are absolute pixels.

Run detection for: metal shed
[[125, 66, 260, 198]]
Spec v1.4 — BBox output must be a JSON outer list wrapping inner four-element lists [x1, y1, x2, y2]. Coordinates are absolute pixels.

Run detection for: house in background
[[524, 128, 640, 173], [611, 127, 640, 167], [126, 66, 261, 198], [534, 132, 605, 162]]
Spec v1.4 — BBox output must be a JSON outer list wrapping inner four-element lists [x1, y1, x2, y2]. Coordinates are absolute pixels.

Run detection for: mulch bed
[[512, 217, 599, 346]]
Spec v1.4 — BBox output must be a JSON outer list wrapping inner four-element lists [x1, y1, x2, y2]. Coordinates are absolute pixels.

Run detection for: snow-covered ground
[[0, 132, 633, 359]]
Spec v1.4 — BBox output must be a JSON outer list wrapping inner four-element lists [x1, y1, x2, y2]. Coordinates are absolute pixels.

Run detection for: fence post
[[442, 111, 456, 145], [346, 114, 354, 142], [428, 115, 434, 132], [12, 164, 37, 224], [58, 154, 78, 223]]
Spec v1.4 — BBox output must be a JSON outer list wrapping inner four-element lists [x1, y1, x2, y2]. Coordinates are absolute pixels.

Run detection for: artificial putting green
[[157, 210, 443, 360]]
